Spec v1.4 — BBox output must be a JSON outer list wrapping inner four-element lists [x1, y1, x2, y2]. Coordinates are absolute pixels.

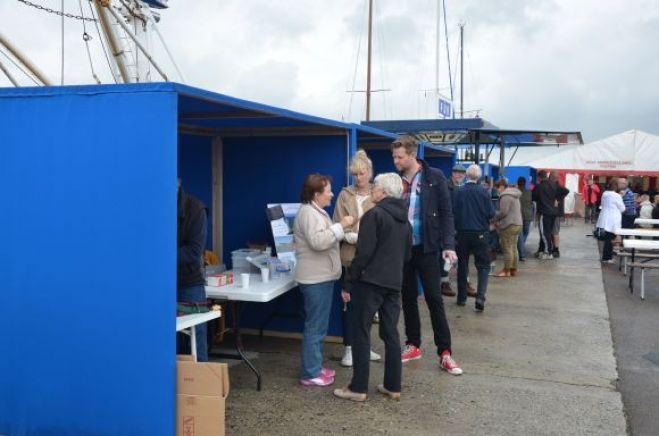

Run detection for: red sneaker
[[401, 344, 422, 362], [439, 350, 463, 375]]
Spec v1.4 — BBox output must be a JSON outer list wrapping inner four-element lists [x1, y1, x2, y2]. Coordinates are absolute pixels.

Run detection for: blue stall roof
[[0, 82, 398, 144]]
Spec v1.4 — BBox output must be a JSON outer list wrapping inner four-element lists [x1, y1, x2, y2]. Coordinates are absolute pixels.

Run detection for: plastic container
[[204, 264, 226, 277], [231, 249, 262, 274]]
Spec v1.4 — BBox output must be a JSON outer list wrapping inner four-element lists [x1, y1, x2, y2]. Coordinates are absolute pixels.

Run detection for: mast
[[93, 0, 130, 83], [459, 22, 464, 119], [366, 0, 373, 121], [0, 31, 52, 85]]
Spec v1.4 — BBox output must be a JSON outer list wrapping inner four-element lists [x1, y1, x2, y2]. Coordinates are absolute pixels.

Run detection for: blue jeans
[[177, 284, 208, 362], [300, 281, 335, 379], [517, 220, 531, 259]]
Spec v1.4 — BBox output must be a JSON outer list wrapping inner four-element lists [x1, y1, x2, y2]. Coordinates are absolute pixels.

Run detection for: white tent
[[524, 129, 659, 176]]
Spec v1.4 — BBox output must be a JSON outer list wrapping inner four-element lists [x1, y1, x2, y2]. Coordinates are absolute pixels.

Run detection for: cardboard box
[[177, 356, 230, 436]]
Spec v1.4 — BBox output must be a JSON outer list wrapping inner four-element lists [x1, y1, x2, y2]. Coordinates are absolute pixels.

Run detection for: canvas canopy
[[524, 129, 659, 176]]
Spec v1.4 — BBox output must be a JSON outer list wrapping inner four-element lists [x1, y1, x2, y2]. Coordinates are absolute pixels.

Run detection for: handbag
[[593, 227, 607, 241]]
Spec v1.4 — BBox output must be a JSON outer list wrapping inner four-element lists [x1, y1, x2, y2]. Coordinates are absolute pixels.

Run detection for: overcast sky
[[1, 0, 658, 142]]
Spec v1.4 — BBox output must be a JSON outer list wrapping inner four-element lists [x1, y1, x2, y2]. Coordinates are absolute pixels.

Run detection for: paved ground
[[215, 221, 627, 435], [600, 235, 659, 436]]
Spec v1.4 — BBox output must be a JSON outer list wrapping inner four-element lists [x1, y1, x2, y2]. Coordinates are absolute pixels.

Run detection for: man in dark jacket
[[177, 180, 209, 361], [452, 165, 496, 312], [391, 135, 463, 375], [532, 170, 557, 260], [549, 172, 570, 258], [334, 173, 412, 401]]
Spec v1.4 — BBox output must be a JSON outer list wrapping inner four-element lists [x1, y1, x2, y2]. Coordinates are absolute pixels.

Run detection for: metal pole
[[0, 31, 51, 85], [435, 0, 440, 97], [0, 57, 18, 86], [105, 4, 169, 81], [93, 0, 130, 83], [366, 0, 373, 121], [459, 23, 464, 119]]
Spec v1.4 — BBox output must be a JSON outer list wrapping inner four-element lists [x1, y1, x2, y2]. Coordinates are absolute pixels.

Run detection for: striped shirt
[[621, 188, 636, 216], [402, 170, 423, 246]]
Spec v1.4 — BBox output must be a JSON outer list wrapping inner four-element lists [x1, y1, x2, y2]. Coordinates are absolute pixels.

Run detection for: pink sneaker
[[439, 350, 463, 375], [401, 344, 422, 362], [321, 367, 336, 378], [300, 373, 335, 386]]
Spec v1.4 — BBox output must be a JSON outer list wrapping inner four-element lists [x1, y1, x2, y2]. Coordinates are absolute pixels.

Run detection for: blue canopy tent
[[0, 82, 396, 435]]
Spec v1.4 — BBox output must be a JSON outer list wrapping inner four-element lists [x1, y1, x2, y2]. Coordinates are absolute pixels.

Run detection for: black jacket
[[554, 183, 570, 217], [532, 180, 558, 216], [401, 159, 456, 252], [177, 189, 208, 289], [345, 197, 412, 292]]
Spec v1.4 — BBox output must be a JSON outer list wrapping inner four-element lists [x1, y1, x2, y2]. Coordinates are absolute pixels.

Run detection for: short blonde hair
[[349, 149, 373, 176], [374, 173, 404, 199]]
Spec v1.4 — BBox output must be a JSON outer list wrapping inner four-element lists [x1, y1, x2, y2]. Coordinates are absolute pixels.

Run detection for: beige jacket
[[332, 185, 375, 266], [495, 187, 523, 230], [294, 202, 344, 284]]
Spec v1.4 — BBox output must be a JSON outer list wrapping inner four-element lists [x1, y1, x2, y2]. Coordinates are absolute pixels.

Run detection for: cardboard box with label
[[177, 356, 230, 436]]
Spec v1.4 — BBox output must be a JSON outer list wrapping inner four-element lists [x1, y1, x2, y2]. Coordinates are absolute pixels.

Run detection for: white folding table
[[176, 311, 222, 361], [634, 218, 659, 227], [206, 272, 297, 390], [623, 239, 659, 295]]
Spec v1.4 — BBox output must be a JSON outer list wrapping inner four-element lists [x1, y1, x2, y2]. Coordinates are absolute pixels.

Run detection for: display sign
[[266, 203, 301, 265], [438, 97, 452, 118]]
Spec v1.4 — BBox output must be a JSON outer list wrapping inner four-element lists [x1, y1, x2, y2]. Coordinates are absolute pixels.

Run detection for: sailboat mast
[[435, 0, 440, 96], [366, 0, 373, 121], [459, 22, 464, 118]]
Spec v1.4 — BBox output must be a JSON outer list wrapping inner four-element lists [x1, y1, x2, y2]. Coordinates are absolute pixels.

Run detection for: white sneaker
[[341, 346, 353, 367], [341, 346, 381, 366]]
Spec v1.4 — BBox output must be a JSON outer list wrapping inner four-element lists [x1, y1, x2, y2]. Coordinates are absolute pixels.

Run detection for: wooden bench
[[615, 251, 659, 275], [628, 262, 659, 300]]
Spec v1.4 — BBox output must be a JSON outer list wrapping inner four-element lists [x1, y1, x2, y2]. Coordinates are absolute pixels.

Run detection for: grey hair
[[374, 173, 404, 199], [466, 164, 481, 181]]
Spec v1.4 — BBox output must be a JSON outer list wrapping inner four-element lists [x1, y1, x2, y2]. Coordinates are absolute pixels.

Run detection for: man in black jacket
[[177, 180, 209, 361], [391, 135, 462, 375], [532, 171, 557, 260], [334, 173, 412, 401], [452, 165, 496, 312]]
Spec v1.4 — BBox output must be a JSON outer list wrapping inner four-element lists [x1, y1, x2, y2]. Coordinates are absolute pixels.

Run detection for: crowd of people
[[595, 176, 659, 263], [291, 135, 576, 401]]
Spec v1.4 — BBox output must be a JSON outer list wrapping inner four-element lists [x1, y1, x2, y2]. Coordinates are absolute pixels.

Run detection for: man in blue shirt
[[619, 178, 636, 229], [452, 165, 496, 312]]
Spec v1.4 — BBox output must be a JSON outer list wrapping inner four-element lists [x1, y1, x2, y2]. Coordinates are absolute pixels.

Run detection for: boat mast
[[0, 31, 52, 85], [366, 0, 373, 121]]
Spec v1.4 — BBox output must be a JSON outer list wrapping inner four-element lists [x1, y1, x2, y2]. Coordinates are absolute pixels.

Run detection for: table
[[176, 311, 222, 361], [206, 271, 297, 390], [635, 218, 659, 226], [623, 239, 659, 292], [615, 228, 659, 238]]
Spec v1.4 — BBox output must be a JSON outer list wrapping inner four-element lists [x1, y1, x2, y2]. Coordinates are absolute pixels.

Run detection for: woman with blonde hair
[[333, 150, 381, 367]]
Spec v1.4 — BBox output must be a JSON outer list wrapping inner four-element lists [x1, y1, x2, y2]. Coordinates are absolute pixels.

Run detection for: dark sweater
[[533, 180, 558, 216], [452, 181, 496, 232], [346, 197, 412, 292], [177, 189, 208, 289]]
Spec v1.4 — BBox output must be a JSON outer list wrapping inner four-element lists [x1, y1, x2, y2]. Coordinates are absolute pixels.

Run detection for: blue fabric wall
[[0, 89, 178, 435], [222, 135, 348, 335]]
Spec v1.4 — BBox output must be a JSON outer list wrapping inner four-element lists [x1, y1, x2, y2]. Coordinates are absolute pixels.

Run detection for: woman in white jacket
[[294, 174, 354, 387], [596, 178, 625, 263]]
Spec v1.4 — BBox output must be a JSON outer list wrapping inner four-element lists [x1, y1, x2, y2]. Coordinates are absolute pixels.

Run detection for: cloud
[[1, 0, 658, 142]]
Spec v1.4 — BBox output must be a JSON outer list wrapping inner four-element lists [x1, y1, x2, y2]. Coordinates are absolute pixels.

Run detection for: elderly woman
[[596, 178, 625, 263], [333, 149, 381, 367], [493, 179, 522, 277], [333, 173, 412, 402], [295, 174, 354, 386]]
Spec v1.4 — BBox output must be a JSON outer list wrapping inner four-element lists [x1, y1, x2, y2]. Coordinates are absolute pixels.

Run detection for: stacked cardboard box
[[177, 356, 230, 436]]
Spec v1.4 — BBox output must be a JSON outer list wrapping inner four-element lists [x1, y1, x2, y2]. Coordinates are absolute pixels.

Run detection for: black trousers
[[456, 231, 491, 304], [602, 231, 615, 261], [622, 214, 635, 229], [349, 281, 402, 394], [401, 247, 451, 355], [538, 214, 555, 254]]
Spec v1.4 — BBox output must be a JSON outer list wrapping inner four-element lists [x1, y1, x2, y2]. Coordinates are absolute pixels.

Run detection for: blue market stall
[[0, 82, 396, 435]]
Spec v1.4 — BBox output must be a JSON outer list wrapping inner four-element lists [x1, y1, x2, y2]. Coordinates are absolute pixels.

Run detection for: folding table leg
[[641, 269, 645, 300]]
